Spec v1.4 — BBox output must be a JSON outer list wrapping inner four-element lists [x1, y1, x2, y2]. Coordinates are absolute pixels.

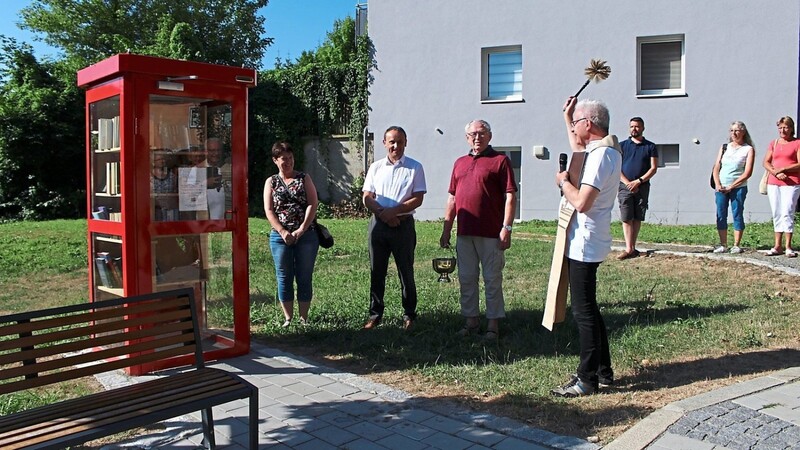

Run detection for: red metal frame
[[78, 54, 256, 374]]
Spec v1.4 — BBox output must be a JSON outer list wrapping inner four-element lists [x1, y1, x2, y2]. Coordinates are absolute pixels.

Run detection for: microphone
[[559, 153, 568, 172], [559, 153, 568, 197]]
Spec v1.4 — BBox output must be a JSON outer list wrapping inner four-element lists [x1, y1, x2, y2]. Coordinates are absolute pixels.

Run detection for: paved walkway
[[97, 342, 596, 450], [96, 242, 799, 450]]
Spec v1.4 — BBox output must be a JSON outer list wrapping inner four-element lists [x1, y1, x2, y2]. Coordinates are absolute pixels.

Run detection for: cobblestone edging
[[667, 400, 800, 449]]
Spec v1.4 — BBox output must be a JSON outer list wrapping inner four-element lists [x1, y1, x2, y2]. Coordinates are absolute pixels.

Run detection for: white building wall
[[367, 0, 800, 224]]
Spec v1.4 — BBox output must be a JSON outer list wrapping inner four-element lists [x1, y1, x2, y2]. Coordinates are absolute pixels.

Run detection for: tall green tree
[[0, 37, 84, 220], [19, 0, 272, 69], [295, 17, 358, 67]]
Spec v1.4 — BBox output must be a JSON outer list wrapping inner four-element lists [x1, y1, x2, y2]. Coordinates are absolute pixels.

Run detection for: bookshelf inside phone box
[[78, 54, 257, 375]]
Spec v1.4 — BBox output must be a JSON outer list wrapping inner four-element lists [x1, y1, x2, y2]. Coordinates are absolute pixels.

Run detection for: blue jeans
[[715, 186, 747, 231], [269, 229, 319, 302]]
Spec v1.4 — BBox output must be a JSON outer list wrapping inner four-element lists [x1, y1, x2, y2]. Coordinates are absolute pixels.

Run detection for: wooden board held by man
[[542, 152, 585, 330]]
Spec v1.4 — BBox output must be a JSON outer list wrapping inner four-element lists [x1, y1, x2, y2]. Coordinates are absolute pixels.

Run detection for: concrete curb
[[604, 364, 800, 449]]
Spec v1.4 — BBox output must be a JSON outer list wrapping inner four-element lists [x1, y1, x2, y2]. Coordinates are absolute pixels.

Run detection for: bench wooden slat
[[0, 367, 220, 431], [0, 296, 189, 340], [0, 306, 193, 355], [0, 322, 194, 382], [0, 369, 250, 448], [0, 288, 258, 449], [2, 326, 194, 383], [0, 343, 196, 395], [0, 319, 194, 366]]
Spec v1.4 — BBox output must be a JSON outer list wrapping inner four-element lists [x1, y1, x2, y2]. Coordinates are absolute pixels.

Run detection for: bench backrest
[[0, 288, 202, 395]]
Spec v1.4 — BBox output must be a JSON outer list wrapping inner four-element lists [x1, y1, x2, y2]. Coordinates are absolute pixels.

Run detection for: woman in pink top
[[763, 116, 800, 257]]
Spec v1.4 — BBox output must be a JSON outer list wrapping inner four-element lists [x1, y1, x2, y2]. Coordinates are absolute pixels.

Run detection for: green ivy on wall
[[247, 18, 373, 218]]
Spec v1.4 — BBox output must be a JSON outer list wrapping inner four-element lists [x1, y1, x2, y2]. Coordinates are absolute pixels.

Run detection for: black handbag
[[710, 144, 728, 189], [314, 221, 334, 248]]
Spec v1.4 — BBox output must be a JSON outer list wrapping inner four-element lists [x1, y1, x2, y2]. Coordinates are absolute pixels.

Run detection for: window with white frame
[[637, 35, 685, 96], [656, 144, 679, 167], [481, 46, 522, 102]]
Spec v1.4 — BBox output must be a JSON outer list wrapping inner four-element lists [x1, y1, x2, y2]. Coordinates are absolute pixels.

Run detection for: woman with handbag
[[711, 121, 755, 254], [763, 116, 800, 257], [264, 142, 320, 326]]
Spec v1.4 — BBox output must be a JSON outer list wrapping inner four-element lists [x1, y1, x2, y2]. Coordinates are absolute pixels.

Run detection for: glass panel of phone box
[[150, 95, 234, 340]]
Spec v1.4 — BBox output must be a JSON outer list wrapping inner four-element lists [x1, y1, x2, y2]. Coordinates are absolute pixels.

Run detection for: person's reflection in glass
[[205, 138, 228, 219], [151, 151, 178, 221]]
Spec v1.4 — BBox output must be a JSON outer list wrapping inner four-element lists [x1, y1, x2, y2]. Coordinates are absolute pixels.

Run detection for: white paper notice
[[179, 167, 207, 211]]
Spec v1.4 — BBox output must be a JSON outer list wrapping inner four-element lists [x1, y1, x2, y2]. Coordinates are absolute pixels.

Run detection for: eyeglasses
[[466, 131, 489, 138], [730, 129, 743, 133], [570, 117, 589, 127]]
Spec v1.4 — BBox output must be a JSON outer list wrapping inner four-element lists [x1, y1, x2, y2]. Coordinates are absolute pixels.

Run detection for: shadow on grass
[[249, 298, 752, 376], [622, 347, 800, 391]]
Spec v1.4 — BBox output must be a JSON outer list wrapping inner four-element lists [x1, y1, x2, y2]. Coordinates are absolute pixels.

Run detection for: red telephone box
[[78, 54, 256, 374]]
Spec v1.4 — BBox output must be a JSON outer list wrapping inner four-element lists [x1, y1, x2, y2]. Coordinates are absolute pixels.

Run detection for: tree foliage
[[247, 17, 373, 217], [0, 37, 84, 220], [0, 2, 373, 221], [0, 0, 274, 221], [19, 0, 272, 69]]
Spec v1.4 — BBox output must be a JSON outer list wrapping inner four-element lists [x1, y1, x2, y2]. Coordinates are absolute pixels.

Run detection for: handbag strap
[[273, 172, 317, 226], [716, 143, 728, 166], [274, 172, 306, 203]]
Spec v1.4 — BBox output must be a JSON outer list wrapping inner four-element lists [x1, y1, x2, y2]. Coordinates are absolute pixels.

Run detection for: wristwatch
[[503, 224, 513, 232]]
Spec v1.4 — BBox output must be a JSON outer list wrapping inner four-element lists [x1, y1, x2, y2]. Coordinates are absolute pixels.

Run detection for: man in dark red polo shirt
[[440, 119, 517, 341]]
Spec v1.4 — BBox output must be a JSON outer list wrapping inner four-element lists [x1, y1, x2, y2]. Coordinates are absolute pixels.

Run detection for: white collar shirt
[[362, 155, 427, 212], [566, 139, 622, 262]]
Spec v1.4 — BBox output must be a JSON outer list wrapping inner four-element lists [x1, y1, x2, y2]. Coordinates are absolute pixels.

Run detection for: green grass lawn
[[1, 218, 798, 440]]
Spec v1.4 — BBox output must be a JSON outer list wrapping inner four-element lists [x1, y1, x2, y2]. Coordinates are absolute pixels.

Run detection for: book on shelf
[[109, 257, 123, 287], [112, 115, 120, 148], [96, 252, 123, 288], [97, 116, 120, 151], [105, 162, 120, 195], [94, 257, 113, 287]]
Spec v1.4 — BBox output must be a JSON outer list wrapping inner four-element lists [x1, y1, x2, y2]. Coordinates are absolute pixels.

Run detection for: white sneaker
[[730, 246, 742, 254], [713, 245, 726, 253]]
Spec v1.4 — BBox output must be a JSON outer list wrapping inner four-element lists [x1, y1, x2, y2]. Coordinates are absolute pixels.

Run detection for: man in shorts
[[617, 117, 657, 260]]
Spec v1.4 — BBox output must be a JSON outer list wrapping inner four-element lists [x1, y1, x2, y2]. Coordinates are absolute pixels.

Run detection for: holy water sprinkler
[[573, 58, 611, 98]]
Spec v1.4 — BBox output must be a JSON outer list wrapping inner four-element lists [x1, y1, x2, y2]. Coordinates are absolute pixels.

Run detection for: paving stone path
[[99, 342, 598, 450]]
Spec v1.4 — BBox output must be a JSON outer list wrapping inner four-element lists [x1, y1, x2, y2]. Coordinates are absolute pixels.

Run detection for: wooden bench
[[0, 288, 257, 449]]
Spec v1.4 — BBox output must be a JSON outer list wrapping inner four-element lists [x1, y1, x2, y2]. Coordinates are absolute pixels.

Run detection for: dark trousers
[[368, 216, 417, 320], [567, 258, 613, 387]]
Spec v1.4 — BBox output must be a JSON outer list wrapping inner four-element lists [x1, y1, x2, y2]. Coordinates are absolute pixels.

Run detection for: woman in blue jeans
[[711, 121, 755, 254], [264, 142, 320, 326]]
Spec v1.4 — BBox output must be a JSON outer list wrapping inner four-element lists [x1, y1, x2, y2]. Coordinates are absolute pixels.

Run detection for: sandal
[[456, 325, 480, 337], [483, 330, 499, 341], [786, 249, 798, 258], [765, 248, 782, 256]]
